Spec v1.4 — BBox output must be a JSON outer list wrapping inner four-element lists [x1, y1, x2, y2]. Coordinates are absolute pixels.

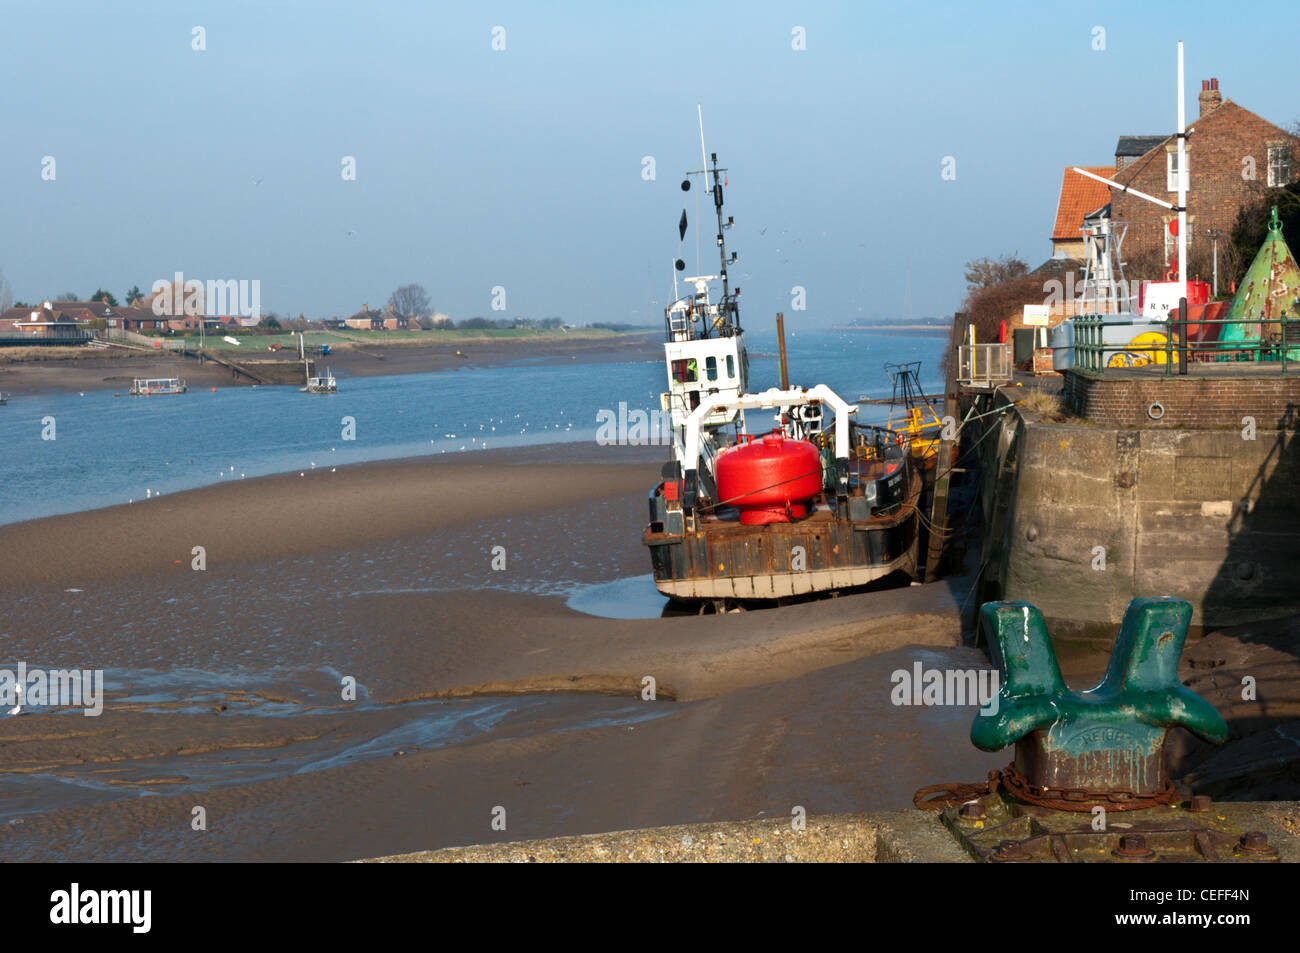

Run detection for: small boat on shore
[[641, 142, 920, 611], [129, 378, 187, 395], [301, 368, 337, 394]]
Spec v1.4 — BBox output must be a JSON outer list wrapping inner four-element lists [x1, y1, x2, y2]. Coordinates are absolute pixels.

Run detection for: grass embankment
[[0, 327, 654, 360], [188, 327, 645, 352]]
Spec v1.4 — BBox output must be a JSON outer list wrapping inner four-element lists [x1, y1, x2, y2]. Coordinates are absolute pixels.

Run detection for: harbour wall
[[1062, 371, 1300, 429], [977, 384, 1300, 632], [361, 804, 1300, 862]]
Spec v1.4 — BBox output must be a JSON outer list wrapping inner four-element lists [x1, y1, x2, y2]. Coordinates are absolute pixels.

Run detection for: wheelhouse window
[[705, 356, 718, 382]]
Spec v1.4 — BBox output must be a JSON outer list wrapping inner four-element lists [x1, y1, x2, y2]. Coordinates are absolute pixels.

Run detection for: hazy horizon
[[4, 0, 1296, 328]]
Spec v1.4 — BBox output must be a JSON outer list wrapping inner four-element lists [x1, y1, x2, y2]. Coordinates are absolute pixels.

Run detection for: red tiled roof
[[1051, 166, 1115, 241]]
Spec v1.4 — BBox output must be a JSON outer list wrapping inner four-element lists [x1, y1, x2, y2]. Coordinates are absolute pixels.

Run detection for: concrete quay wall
[[979, 390, 1300, 630], [362, 804, 1300, 862]]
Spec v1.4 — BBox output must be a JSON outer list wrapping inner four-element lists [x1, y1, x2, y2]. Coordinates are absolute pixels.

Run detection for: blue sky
[[2, 0, 1296, 326]]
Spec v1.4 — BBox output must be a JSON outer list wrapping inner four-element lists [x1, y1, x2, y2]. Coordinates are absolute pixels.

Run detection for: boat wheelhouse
[[302, 368, 338, 394], [129, 378, 187, 395]]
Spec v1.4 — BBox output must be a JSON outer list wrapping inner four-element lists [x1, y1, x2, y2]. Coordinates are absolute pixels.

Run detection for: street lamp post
[[1207, 227, 1222, 297]]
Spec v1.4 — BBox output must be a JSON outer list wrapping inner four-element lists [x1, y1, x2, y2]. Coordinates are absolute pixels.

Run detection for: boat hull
[[643, 470, 921, 603]]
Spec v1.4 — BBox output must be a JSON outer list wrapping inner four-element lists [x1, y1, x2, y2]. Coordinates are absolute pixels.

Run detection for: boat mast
[[677, 109, 742, 340]]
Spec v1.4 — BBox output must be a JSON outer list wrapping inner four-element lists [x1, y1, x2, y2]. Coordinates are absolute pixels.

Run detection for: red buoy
[[715, 430, 823, 525]]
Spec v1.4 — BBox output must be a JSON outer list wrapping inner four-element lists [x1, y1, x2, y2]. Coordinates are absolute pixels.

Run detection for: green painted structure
[[973, 598, 1228, 800], [1221, 206, 1300, 359]]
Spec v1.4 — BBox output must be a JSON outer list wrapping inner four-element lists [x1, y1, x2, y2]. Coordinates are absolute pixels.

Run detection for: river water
[[0, 328, 944, 526]]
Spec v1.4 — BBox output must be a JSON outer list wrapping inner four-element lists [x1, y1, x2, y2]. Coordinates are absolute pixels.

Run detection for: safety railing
[[1073, 309, 1296, 376], [0, 330, 95, 347], [956, 343, 1013, 388]]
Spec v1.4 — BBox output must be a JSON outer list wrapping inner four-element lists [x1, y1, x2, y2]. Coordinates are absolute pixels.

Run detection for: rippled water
[[0, 329, 943, 526]]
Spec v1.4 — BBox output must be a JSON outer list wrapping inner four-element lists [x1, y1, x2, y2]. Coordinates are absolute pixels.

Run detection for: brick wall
[[1111, 100, 1299, 266], [1062, 371, 1300, 428]]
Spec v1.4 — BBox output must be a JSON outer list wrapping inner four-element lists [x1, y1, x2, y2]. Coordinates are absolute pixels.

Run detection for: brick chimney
[[1198, 78, 1222, 116]]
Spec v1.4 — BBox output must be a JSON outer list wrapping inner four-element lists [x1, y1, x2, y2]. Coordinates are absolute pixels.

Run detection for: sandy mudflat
[[0, 333, 661, 396], [0, 444, 1000, 861], [0, 444, 1293, 861]]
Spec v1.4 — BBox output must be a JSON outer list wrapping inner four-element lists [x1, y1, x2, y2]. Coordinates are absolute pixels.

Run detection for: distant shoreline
[[830, 324, 951, 336], [0, 330, 662, 396]]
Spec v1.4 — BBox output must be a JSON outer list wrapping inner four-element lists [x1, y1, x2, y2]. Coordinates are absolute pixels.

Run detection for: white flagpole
[[1177, 41, 1188, 305]]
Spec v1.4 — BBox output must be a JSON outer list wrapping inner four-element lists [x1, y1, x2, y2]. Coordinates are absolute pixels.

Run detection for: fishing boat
[[302, 368, 337, 394], [641, 141, 920, 611], [296, 332, 337, 392], [129, 378, 187, 395]]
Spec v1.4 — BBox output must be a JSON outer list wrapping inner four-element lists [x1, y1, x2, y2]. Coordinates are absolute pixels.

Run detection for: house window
[[1166, 149, 1189, 192], [1268, 144, 1292, 187]]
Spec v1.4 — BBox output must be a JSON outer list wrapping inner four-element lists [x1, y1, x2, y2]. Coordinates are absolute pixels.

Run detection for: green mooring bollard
[[972, 597, 1228, 808]]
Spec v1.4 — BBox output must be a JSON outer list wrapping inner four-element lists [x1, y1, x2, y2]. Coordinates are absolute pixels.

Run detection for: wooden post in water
[[924, 395, 958, 584], [775, 312, 789, 389]]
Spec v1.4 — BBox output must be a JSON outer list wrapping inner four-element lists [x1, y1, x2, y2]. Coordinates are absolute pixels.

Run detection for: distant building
[[1, 299, 222, 335], [1109, 78, 1299, 268], [344, 304, 409, 330], [2, 299, 117, 326], [3, 302, 91, 340]]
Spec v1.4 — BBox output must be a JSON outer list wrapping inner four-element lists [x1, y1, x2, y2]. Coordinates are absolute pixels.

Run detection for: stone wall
[[980, 392, 1300, 629]]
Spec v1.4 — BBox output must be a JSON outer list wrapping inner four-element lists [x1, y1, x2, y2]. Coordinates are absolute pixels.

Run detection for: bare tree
[[963, 254, 1029, 293], [55, 291, 79, 301], [0, 269, 12, 311], [388, 284, 431, 318]]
